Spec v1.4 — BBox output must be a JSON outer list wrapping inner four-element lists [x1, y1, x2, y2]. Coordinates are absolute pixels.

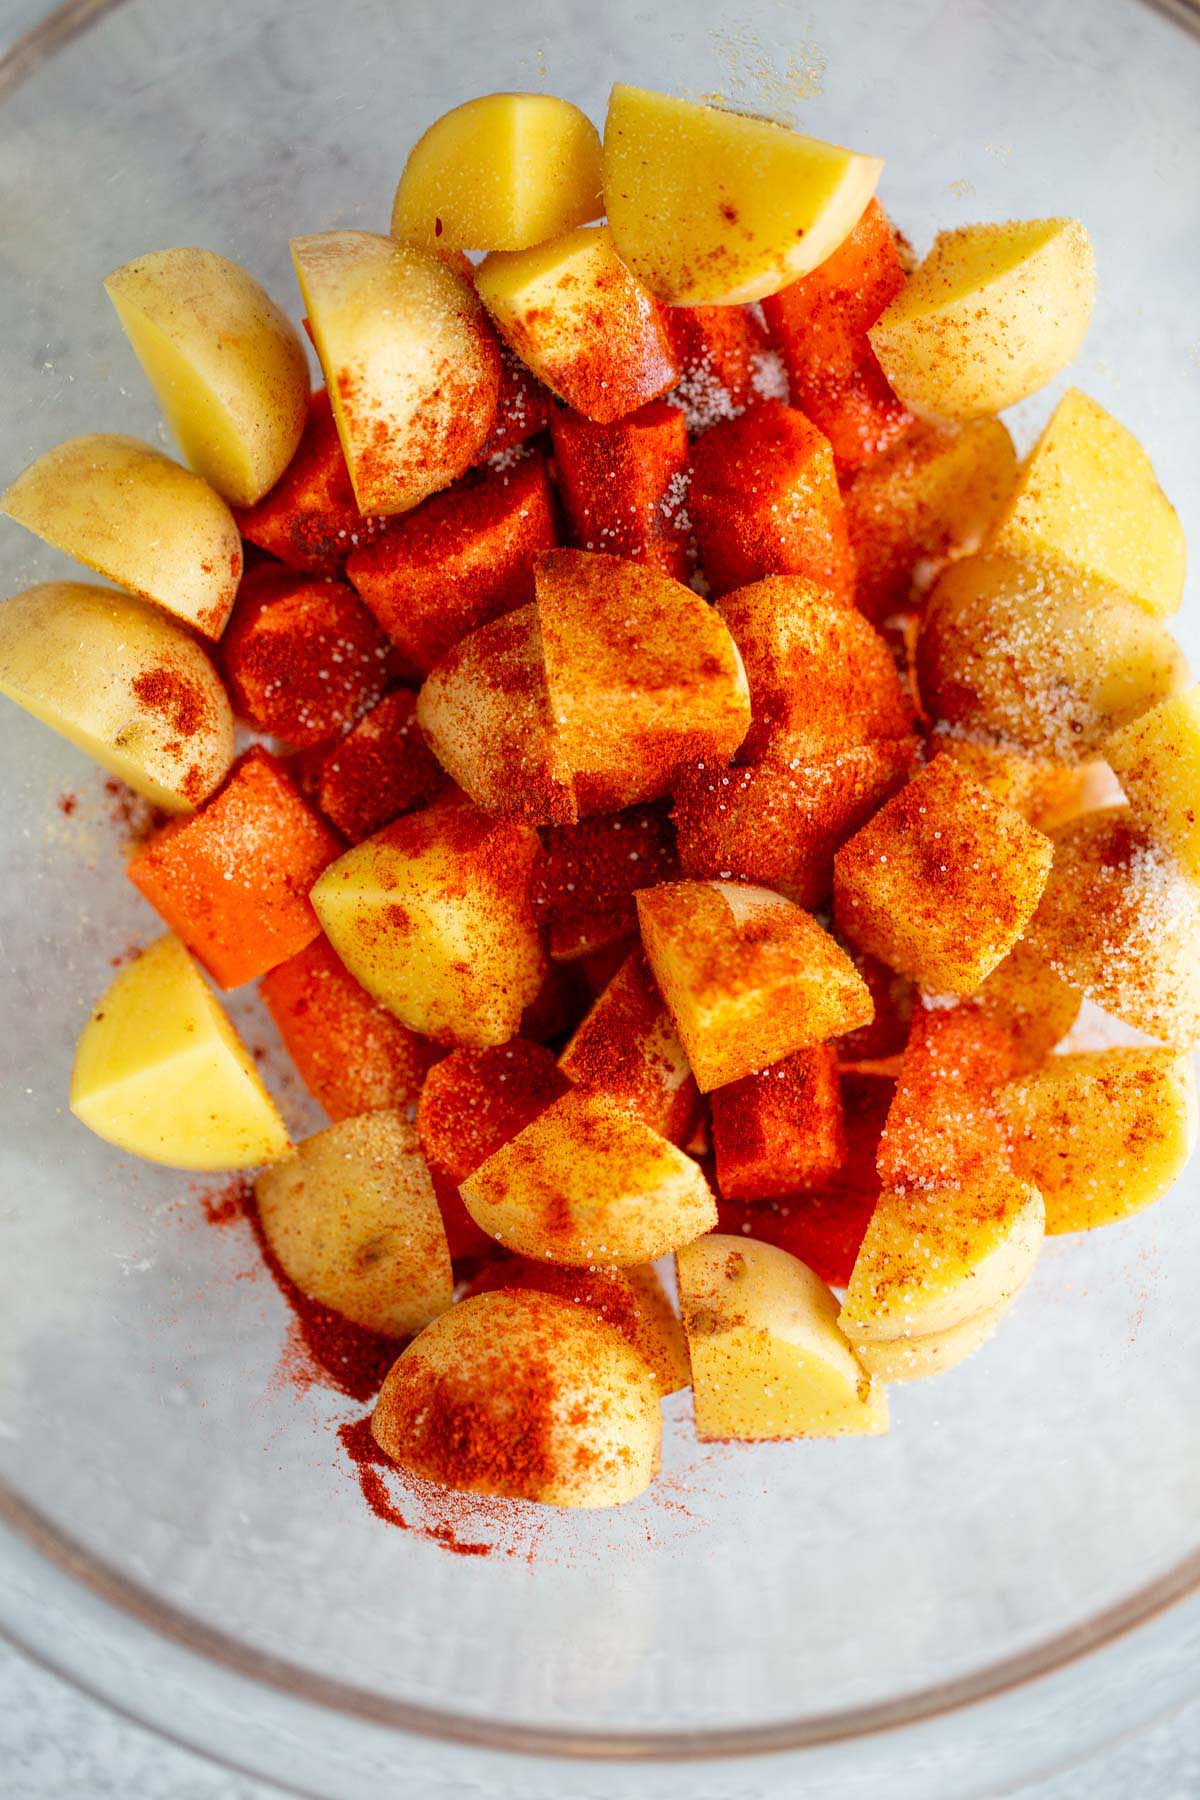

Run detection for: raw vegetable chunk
[[549, 400, 690, 578], [234, 388, 387, 574], [558, 948, 701, 1144], [710, 1044, 846, 1202], [1105, 686, 1200, 881], [310, 687, 447, 843]]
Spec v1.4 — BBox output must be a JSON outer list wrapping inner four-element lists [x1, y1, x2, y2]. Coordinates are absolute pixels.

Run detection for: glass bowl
[[1, 1, 1199, 1794]]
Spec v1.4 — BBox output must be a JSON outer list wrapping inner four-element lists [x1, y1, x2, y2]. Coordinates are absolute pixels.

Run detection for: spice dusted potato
[[636, 879, 874, 1092], [548, 401, 691, 579], [868, 219, 1095, 419], [417, 1039, 568, 1260], [460, 1088, 717, 1266], [664, 303, 772, 431], [558, 948, 701, 1145], [1105, 686, 1200, 881], [875, 1000, 1018, 1192], [475, 346, 553, 462], [255, 1111, 452, 1336], [415, 603, 577, 826], [292, 231, 501, 515], [715, 575, 911, 765], [347, 453, 557, 677], [104, 248, 309, 506], [672, 739, 919, 909], [603, 85, 882, 306], [234, 388, 387, 575], [918, 555, 1188, 762], [391, 92, 603, 253], [986, 389, 1185, 620], [474, 225, 678, 424], [999, 1049, 1197, 1235], [533, 803, 680, 961], [260, 936, 440, 1124], [311, 688, 448, 843], [464, 1256, 691, 1395], [760, 200, 910, 477], [833, 756, 1054, 994], [839, 1175, 1045, 1343], [848, 1296, 1013, 1384], [710, 1045, 846, 1203], [127, 749, 342, 988], [688, 402, 856, 602], [220, 566, 394, 749], [311, 801, 546, 1048], [677, 1236, 887, 1440], [972, 937, 1080, 1073], [716, 1186, 882, 1290], [371, 1289, 662, 1508], [844, 418, 1017, 622], [70, 935, 290, 1170], [534, 549, 750, 813], [0, 581, 233, 813], [934, 738, 1093, 833], [2, 435, 241, 639], [1027, 808, 1200, 1048]]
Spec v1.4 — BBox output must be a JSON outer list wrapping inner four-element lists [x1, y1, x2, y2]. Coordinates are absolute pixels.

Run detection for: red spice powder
[[130, 664, 211, 739], [57, 792, 77, 816], [534, 802, 680, 961], [337, 1417, 491, 1554]]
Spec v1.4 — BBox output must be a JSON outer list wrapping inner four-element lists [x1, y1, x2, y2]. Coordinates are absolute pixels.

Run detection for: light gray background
[[0, 0, 1197, 1793]]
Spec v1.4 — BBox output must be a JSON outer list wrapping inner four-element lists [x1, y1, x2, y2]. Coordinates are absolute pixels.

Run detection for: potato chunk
[[998, 1049, 1197, 1234], [833, 756, 1053, 993], [1027, 808, 1200, 1048], [868, 219, 1095, 418], [2, 435, 241, 639], [392, 92, 602, 252], [535, 549, 750, 813], [558, 949, 701, 1144], [70, 934, 289, 1170], [311, 801, 545, 1047], [372, 1289, 661, 1507], [292, 231, 500, 515], [849, 1296, 1013, 1384], [603, 85, 882, 305], [460, 1088, 717, 1265], [105, 248, 309, 506], [987, 389, 1185, 620], [1105, 686, 1200, 881], [677, 1236, 887, 1440], [636, 879, 873, 1092], [474, 226, 678, 423], [0, 581, 233, 812], [839, 1176, 1045, 1342], [255, 1111, 452, 1336]]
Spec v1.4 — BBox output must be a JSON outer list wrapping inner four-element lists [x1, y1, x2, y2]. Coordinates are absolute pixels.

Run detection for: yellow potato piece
[[372, 1289, 662, 1507], [839, 1176, 1045, 1342], [105, 248, 309, 506], [999, 1049, 1198, 1234], [70, 934, 290, 1170], [392, 92, 602, 252], [988, 389, 1185, 620], [460, 1089, 717, 1266], [2, 434, 241, 639], [1105, 685, 1200, 881], [292, 230, 500, 515], [255, 1112, 452, 1336], [677, 1236, 887, 1439], [603, 84, 882, 305], [850, 1294, 1014, 1384], [869, 219, 1095, 419], [0, 581, 234, 812], [935, 739, 1093, 834], [636, 879, 874, 1093], [918, 554, 1188, 761], [1028, 807, 1200, 1049], [973, 936, 1081, 1073]]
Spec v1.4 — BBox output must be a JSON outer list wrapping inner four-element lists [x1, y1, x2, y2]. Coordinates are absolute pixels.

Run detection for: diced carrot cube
[[259, 934, 440, 1122], [663, 303, 774, 432], [549, 399, 690, 579], [416, 1039, 569, 1260], [876, 1000, 1019, 1191], [558, 948, 701, 1144], [672, 739, 919, 908], [715, 1188, 880, 1289], [761, 200, 910, 476], [219, 565, 394, 749], [233, 388, 387, 574], [532, 802, 679, 960], [688, 400, 856, 600], [711, 1043, 845, 1201], [346, 452, 558, 676], [312, 688, 448, 842], [127, 748, 342, 987], [475, 345, 552, 463]]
